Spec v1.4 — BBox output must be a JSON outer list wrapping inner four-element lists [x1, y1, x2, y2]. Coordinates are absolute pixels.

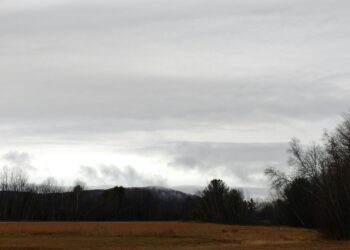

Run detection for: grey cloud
[[1, 151, 35, 171], [1, 0, 350, 139], [79, 164, 167, 187], [0, 76, 348, 140], [79, 165, 97, 178], [148, 141, 289, 185]]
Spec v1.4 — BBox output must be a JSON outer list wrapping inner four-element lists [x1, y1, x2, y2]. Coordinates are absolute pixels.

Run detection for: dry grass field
[[0, 222, 349, 250]]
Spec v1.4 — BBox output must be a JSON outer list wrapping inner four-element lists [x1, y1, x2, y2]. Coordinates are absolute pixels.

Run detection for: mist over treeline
[[2, 113, 350, 240]]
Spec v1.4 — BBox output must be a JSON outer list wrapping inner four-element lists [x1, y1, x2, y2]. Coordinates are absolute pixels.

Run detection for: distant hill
[[84, 186, 193, 201], [0, 186, 198, 221]]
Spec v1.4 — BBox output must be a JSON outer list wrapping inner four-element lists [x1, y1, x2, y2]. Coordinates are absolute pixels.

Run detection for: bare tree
[[0, 166, 10, 191], [39, 177, 62, 194], [0, 166, 29, 192], [266, 113, 350, 238]]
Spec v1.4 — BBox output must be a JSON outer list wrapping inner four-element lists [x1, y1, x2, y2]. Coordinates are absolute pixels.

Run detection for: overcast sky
[[1, 0, 349, 194]]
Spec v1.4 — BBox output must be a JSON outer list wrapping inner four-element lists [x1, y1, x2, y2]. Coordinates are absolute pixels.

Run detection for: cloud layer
[[79, 164, 167, 187], [1, 151, 35, 171], [1, 0, 349, 190], [1, 0, 349, 131]]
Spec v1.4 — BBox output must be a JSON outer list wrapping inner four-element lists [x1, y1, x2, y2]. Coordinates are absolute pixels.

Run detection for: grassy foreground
[[0, 222, 349, 250]]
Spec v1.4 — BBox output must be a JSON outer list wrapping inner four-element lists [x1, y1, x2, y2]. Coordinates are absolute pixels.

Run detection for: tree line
[[0, 172, 193, 221], [0, 166, 256, 223]]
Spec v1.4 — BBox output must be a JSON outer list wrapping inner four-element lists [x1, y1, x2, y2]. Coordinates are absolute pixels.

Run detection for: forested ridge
[[0, 184, 196, 221]]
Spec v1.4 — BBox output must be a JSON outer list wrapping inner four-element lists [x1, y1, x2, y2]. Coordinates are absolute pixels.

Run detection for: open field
[[0, 222, 349, 250]]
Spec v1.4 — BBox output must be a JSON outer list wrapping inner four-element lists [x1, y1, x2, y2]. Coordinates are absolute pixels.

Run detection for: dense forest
[[0, 170, 254, 223], [2, 114, 350, 240]]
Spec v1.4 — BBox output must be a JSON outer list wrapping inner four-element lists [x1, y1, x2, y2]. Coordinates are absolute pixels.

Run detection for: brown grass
[[0, 222, 348, 249]]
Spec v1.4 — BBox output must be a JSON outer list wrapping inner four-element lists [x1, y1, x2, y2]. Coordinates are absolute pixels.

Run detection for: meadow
[[0, 222, 349, 250]]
